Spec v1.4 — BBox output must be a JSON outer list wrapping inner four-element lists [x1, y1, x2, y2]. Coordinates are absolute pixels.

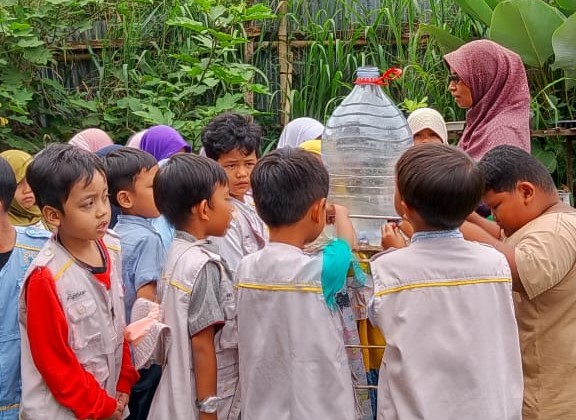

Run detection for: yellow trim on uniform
[[375, 277, 511, 297], [53, 259, 74, 281], [169, 280, 192, 294], [14, 244, 42, 252], [0, 403, 19, 412], [237, 282, 322, 293], [106, 245, 121, 252]]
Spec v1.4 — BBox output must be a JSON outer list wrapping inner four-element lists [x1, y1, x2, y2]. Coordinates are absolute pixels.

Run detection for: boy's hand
[[326, 203, 350, 225], [116, 392, 129, 414], [326, 203, 336, 224], [102, 401, 123, 420], [381, 222, 407, 250]]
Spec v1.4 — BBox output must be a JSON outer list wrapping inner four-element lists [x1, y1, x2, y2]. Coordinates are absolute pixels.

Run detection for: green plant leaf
[[22, 47, 52, 65], [552, 12, 576, 83], [483, 0, 503, 10], [214, 93, 243, 113], [242, 4, 276, 21], [419, 24, 466, 54], [533, 147, 558, 173], [490, 0, 566, 68], [556, 0, 576, 11], [209, 5, 227, 22], [454, 0, 494, 26], [69, 98, 98, 112], [167, 17, 206, 33], [16, 38, 45, 48]]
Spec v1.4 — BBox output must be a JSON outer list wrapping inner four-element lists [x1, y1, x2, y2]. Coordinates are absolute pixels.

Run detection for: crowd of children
[[0, 105, 575, 420]]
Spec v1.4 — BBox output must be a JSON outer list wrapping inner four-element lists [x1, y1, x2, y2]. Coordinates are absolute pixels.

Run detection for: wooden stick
[[278, 1, 291, 127]]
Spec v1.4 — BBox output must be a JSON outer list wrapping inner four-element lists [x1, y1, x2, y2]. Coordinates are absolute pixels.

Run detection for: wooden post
[[244, 38, 255, 108], [278, 0, 292, 127], [566, 138, 574, 196], [243, 0, 255, 108]]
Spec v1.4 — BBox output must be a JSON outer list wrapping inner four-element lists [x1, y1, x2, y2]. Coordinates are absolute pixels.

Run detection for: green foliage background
[[0, 0, 574, 188]]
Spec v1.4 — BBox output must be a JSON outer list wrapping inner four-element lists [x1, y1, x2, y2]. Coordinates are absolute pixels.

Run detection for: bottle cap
[[355, 67, 403, 85]]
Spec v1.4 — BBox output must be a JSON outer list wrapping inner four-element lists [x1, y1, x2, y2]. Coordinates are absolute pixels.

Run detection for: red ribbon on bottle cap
[[355, 67, 403, 85]]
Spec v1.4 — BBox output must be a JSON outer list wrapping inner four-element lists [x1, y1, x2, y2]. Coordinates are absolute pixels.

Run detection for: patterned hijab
[[0, 150, 43, 226], [69, 128, 114, 152], [140, 125, 191, 161], [444, 40, 530, 160]]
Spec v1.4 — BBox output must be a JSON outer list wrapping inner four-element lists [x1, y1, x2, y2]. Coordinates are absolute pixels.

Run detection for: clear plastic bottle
[[322, 66, 413, 245]]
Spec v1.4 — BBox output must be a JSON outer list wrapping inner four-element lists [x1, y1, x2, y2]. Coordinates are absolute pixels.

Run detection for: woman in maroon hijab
[[444, 40, 531, 160]]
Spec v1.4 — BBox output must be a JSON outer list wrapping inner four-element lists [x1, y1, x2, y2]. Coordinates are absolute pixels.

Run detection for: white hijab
[[277, 117, 324, 149]]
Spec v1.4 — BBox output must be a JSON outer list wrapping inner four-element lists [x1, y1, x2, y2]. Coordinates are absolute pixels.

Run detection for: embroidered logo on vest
[[67, 290, 87, 301]]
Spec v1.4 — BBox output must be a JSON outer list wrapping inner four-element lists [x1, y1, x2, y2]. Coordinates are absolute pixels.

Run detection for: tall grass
[[253, 0, 479, 127]]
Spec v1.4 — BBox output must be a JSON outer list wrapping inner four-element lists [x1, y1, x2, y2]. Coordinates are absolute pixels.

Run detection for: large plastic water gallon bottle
[[322, 66, 413, 245]]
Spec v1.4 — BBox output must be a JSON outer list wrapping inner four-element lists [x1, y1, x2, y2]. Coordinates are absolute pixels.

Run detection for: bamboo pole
[[243, 0, 255, 108], [278, 0, 292, 127]]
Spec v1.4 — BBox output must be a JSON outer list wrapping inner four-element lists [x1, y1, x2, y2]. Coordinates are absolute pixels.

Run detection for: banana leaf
[[419, 24, 466, 55], [552, 12, 576, 86], [490, 0, 565, 68], [454, 0, 494, 26], [556, 0, 576, 12]]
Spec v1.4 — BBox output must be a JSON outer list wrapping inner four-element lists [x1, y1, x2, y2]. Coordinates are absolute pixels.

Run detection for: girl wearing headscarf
[[126, 130, 147, 149], [68, 128, 114, 153], [0, 150, 45, 228], [139, 125, 191, 161], [277, 117, 325, 149], [444, 39, 530, 160], [407, 108, 449, 145]]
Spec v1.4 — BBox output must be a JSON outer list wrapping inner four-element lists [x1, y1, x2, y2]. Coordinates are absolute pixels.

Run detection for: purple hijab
[[140, 125, 191, 161]]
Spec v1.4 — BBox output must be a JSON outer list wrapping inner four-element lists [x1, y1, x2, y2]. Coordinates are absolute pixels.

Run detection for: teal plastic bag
[[322, 239, 366, 309]]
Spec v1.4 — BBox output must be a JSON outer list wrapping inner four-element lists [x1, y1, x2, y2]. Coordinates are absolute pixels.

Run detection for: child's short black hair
[[251, 148, 328, 228], [154, 154, 228, 229], [103, 147, 157, 207], [201, 112, 261, 160], [396, 144, 483, 230], [27, 143, 105, 213], [0, 157, 17, 212], [479, 145, 556, 194]]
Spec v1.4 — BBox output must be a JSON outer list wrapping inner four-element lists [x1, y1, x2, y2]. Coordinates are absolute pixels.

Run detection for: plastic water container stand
[[322, 66, 413, 245]]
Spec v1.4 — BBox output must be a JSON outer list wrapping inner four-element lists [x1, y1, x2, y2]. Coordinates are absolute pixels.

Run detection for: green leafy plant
[[400, 96, 429, 113], [421, 0, 576, 185], [0, 0, 274, 151]]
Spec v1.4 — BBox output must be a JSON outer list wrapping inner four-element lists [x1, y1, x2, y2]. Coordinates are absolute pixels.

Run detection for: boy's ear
[[310, 198, 327, 224], [517, 181, 536, 203], [198, 199, 210, 221], [116, 190, 133, 209], [399, 200, 412, 222], [42, 205, 62, 228]]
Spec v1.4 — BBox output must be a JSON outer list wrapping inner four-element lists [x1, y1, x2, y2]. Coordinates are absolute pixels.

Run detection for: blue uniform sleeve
[[133, 234, 166, 291]]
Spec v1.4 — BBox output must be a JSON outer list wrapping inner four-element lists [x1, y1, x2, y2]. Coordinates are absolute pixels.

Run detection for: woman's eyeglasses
[[448, 74, 461, 84]]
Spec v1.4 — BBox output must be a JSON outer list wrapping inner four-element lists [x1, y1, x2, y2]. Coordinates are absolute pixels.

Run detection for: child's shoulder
[[512, 210, 576, 240], [15, 226, 51, 250], [103, 230, 121, 251]]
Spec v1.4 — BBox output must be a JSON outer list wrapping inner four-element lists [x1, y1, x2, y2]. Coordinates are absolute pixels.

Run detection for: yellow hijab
[[298, 139, 322, 155], [0, 150, 43, 227]]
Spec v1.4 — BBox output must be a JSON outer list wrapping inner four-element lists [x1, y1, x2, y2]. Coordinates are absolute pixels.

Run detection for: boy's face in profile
[[206, 183, 233, 237], [483, 186, 532, 237], [217, 149, 257, 201], [124, 165, 160, 218], [46, 170, 111, 242]]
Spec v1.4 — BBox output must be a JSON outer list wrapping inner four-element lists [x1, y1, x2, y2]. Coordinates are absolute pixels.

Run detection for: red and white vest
[[18, 233, 126, 420]]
